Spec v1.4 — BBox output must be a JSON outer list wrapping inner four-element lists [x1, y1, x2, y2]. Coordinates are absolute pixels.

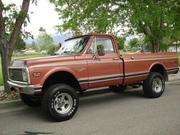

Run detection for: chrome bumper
[[7, 80, 42, 95]]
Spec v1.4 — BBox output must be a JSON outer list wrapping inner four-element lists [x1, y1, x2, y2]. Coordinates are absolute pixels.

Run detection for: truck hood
[[11, 55, 75, 67]]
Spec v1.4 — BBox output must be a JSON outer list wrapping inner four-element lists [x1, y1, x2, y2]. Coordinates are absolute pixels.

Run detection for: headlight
[[22, 69, 28, 82]]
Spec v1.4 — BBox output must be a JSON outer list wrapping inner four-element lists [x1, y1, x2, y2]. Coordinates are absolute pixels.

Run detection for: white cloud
[[2, 0, 61, 36]]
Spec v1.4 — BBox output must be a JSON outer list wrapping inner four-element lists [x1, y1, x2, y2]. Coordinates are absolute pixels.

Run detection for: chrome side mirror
[[97, 44, 105, 56]]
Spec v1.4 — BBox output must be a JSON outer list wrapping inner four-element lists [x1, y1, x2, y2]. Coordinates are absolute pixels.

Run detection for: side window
[[89, 38, 97, 54], [89, 37, 115, 55]]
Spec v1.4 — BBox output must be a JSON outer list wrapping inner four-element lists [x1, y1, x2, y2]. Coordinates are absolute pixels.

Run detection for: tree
[[15, 36, 26, 51], [0, 0, 31, 91], [50, 0, 179, 52], [129, 38, 140, 49], [46, 45, 58, 55], [129, 0, 179, 52], [115, 36, 125, 50], [36, 27, 54, 51], [27, 40, 38, 50]]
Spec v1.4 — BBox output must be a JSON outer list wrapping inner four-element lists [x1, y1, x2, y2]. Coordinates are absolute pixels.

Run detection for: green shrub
[[47, 45, 59, 55]]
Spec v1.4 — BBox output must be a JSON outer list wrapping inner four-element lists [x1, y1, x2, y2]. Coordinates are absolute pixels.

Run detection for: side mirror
[[97, 44, 105, 56]]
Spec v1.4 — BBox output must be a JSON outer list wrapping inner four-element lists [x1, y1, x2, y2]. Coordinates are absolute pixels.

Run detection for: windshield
[[56, 36, 90, 55]]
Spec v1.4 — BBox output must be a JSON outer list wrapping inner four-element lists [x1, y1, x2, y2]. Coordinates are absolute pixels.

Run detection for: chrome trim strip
[[80, 77, 122, 84], [7, 80, 41, 89], [166, 67, 179, 70], [78, 74, 124, 82], [89, 77, 122, 83], [166, 67, 179, 73], [8, 79, 29, 85], [167, 69, 179, 73], [125, 72, 149, 76], [8, 80, 42, 95], [79, 72, 149, 84], [125, 57, 178, 62], [9, 67, 26, 69], [34, 89, 42, 92], [125, 73, 149, 78], [26, 67, 31, 84]]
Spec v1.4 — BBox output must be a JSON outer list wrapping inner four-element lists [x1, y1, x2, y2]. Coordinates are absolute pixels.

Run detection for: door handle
[[113, 58, 120, 60], [131, 56, 134, 60]]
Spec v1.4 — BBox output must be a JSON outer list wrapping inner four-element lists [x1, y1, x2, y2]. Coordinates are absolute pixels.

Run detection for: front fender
[[40, 66, 78, 86]]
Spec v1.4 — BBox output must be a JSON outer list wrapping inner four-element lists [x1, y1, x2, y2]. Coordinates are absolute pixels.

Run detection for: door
[[86, 36, 123, 88]]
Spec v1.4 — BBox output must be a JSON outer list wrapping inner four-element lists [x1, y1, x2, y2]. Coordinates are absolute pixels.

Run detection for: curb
[[0, 99, 23, 109], [167, 79, 180, 84]]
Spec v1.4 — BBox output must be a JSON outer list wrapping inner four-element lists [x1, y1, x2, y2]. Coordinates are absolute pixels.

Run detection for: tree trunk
[[151, 39, 155, 53], [155, 42, 160, 52], [151, 39, 160, 53], [0, 46, 10, 92], [0, 0, 30, 92]]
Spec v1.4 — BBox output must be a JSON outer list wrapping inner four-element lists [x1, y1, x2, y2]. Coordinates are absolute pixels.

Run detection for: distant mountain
[[25, 34, 71, 45], [25, 37, 34, 45], [53, 34, 70, 44]]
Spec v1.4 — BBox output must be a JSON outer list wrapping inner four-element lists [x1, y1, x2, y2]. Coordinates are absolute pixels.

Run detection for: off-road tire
[[42, 83, 79, 122], [143, 72, 165, 98]]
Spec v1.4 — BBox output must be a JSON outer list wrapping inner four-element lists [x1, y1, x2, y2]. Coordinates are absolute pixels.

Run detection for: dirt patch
[[0, 90, 19, 101]]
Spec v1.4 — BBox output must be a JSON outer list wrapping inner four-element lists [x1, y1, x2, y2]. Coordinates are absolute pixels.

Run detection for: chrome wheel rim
[[53, 92, 73, 114], [152, 77, 163, 93]]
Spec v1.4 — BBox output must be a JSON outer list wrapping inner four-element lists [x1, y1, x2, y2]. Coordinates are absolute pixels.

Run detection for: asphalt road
[[0, 81, 180, 135]]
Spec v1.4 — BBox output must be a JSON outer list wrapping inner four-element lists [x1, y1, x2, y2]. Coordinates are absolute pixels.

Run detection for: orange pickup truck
[[8, 33, 179, 121]]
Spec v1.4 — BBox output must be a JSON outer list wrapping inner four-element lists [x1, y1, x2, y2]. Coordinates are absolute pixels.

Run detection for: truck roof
[[66, 33, 114, 41]]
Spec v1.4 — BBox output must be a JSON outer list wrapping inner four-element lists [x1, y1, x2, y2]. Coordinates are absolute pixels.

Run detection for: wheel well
[[42, 71, 81, 92], [150, 64, 168, 81]]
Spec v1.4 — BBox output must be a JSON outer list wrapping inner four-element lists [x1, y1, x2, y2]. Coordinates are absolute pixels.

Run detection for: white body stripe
[[125, 57, 177, 62]]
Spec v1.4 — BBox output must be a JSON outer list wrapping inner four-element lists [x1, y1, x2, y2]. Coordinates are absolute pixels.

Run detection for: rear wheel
[[109, 85, 126, 93], [143, 72, 165, 98], [42, 83, 79, 122], [20, 94, 41, 107]]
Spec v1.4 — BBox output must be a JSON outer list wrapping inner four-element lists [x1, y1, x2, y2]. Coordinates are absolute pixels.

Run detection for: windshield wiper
[[63, 51, 76, 55]]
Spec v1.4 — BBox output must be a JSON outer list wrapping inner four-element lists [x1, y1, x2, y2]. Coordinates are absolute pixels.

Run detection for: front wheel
[[143, 72, 165, 98], [42, 84, 79, 122]]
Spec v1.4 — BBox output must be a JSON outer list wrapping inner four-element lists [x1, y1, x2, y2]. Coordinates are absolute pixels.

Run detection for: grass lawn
[[0, 53, 47, 85]]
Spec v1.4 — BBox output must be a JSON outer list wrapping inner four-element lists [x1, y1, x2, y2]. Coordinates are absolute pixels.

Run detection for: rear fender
[[148, 62, 168, 81]]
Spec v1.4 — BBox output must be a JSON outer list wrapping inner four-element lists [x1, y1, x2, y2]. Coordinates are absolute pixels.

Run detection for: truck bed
[[122, 52, 179, 84]]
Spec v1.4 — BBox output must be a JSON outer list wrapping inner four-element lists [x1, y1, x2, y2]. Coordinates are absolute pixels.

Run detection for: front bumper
[[7, 80, 42, 95]]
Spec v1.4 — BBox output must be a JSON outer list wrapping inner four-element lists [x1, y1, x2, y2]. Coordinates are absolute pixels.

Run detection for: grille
[[9, 69, 24, 82]]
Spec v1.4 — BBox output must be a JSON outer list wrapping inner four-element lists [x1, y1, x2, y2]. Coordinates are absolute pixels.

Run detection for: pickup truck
[[8, 33, 179, 121]]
